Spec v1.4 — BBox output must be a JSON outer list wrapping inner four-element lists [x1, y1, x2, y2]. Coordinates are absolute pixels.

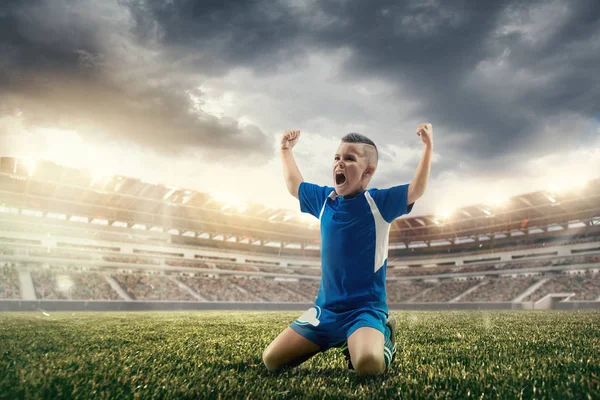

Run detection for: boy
[[262, 124, 433, 376]]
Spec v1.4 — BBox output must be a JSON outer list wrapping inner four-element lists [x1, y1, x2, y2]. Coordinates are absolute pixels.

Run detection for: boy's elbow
[[288, 180, 302, 199]]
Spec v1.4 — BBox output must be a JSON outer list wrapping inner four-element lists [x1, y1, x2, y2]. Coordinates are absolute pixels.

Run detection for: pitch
[[0, 311, 598, 399]]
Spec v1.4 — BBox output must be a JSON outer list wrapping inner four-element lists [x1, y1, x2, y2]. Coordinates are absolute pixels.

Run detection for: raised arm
[[280, 130, 304, 199], [407, 123, 433, 205]]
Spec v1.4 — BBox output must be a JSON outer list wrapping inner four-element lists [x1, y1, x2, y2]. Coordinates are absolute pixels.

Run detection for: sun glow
[[19, 157, 37, 176], [211, 192, 247, 212]]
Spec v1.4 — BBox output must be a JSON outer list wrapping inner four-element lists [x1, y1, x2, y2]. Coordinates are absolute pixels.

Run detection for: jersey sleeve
[[298, 182, 333, 219], [369, 184, 414, 223]]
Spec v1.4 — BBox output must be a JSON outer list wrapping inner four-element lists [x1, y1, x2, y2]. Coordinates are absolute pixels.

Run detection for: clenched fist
[[416, 123, 433, 147], [281, 130, 300, 151]]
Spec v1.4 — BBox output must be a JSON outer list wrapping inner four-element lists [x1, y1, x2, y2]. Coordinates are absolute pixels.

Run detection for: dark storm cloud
[[128, 0, 306, 76], [130, 0, 600, 170], [306, 0, 600, 163], [0, 0, 272, 163], [2, 0, 599, 169]]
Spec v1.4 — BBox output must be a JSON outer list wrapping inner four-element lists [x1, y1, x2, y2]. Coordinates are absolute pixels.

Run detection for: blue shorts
[[289, 305, 388, 351]]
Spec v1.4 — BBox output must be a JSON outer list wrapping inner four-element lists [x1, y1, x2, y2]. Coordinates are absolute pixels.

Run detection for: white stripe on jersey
[[364, 191, 392, 273]]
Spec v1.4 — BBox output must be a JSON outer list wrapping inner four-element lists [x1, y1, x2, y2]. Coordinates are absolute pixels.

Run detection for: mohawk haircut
[[341, 132, 378, 166]]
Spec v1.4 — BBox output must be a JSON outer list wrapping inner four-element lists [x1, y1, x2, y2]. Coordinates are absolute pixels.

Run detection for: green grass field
[[0, 311, 599, 399]]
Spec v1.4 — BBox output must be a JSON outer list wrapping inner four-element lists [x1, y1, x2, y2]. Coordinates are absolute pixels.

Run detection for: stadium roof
[[1, 157, 599, 248]]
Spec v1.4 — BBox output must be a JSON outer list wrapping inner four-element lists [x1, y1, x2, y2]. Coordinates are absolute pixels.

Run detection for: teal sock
[[383, 325, 395, 368]]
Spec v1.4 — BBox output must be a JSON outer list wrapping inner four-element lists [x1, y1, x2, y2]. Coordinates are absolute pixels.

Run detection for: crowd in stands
[[4, 265, 600, 303], [254, 265, 292, 274], [278, 280, 319, 300], [229, 277, 309, 302], [388, 266, 453, 277], [29, 249, 92, 260], [31, 270, 68, 300], [0, 266, 20, 299], [0, 247, 16, 256], [68, 272, 121, 300], [292, 268, 321, 276], [164, 259, 213, 269], [386, 281, 437, 302], [178, 276, 261, 302], [30, 269, 120, 300], [391, 231, 600, 264], [245, 259, 280, 266], [103, 255, 160, 265], [456, 263, 504, 274], [2, 236, 598, 303], [411, 280, 480, 302], [387, 254, 600, 278], [524, 271, 600, 302], [113, 273, 195, 301], [459, 276, 540, 302], [216, 264, 259, 272]]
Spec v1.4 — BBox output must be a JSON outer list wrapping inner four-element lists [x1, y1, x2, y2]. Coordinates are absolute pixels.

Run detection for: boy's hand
[[281, 130, 300, 151], [416, 123, 433, 147]]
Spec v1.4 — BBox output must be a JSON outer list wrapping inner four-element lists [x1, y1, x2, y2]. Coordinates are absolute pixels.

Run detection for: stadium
[[1, 156, 599, 311], [1, 156, 599, 398], [3, 0, 600, 397]]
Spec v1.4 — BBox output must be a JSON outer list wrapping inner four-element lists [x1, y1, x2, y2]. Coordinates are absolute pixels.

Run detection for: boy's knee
[[353, 352, 385, 376], [262, 348, 278, 371]]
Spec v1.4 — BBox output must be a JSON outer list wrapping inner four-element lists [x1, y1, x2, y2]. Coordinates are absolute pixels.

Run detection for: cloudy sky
[[1, 0, 599, 217]]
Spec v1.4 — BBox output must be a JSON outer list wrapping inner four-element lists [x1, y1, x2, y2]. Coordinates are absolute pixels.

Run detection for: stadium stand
[[386, 280, 438, 302], [410, 280, 481, 302], [0, 266, 20, 299], [30, 268, 120, 300], [0, 157, 599, 309], [277, 280, 320, 301], [388, 255, 600, 278], [177, 275, 262, 302], [522, 271, 600, 302], [458, 276, 540, 302], [113, 273, 196, 301]]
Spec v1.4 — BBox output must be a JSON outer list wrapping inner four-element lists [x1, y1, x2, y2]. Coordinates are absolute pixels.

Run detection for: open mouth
[[335, 171, 346, 185]]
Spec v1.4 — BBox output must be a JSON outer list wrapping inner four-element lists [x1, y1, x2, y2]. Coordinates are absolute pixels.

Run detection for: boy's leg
[[262, 327, 321, 371], [347, 327, 385, 376], [345, 312, 396, 375]]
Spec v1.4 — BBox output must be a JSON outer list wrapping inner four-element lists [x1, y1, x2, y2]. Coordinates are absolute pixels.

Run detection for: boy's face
[[333, 142, 375, 196]]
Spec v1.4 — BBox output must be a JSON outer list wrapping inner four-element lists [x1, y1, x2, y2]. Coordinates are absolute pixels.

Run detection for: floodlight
[[90, 168, 114, 186], [162, 187, 178, 200], [20, 157, 37, 177], [435, 208, 453, 221], [211, 192, 247, 212], [487, 197, 509, 208]]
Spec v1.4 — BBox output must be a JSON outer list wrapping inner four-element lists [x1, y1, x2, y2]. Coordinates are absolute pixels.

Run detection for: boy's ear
[[365, 164, 376, 177]]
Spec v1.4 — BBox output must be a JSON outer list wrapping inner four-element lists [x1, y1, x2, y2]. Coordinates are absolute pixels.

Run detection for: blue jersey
[[299, 182, 413, 314]]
